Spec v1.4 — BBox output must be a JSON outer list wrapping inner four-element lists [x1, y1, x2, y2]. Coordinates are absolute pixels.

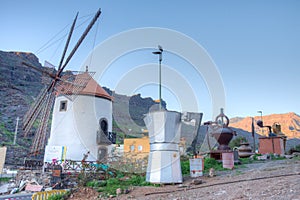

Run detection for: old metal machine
[[204, 108, 236, 161]]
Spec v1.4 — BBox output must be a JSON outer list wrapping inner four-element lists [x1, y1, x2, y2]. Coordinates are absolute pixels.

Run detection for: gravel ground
[[117, 158, 300, 200], [68, 158, 300, 200]]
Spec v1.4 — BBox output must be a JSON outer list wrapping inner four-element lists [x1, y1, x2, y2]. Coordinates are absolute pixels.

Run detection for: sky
[[1, 0, 300, 121]]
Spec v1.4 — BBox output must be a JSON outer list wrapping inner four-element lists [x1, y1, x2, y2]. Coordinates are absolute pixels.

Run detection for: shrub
[[229, 136, 247, 149], [180, 159, 190, 175], [204, 157, 224, 172]]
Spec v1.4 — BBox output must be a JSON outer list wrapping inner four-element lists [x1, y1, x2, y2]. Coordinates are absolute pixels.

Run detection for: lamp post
[[152, 45, 163, 110]]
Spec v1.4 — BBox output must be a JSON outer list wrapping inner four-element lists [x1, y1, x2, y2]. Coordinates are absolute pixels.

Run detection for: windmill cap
[[56, 72, 113, 101]]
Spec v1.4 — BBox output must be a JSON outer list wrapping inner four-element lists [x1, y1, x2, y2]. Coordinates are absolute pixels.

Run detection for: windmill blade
[[23, 87, 48, 136], [22, 62, 56, 79], [30, 92, 55, 155], [57, 12, 78, 71], [57, 9, 101, 77]]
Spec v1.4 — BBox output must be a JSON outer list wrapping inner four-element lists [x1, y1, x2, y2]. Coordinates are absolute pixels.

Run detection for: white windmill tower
[[46, 68, 114, 162], [22, 9, 115, 165]]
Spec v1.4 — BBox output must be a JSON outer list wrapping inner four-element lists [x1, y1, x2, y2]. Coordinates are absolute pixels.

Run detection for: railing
[[44, 160, 109, 172]]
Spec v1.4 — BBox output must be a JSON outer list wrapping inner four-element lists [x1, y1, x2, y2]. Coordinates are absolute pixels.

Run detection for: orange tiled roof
[[56, 72, 113, 101]]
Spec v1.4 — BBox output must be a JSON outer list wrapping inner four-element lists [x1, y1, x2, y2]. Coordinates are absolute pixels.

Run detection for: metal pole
[[152, 45, 163, 110], [13, 117, 19, 145], [159, 53, 162, 110]]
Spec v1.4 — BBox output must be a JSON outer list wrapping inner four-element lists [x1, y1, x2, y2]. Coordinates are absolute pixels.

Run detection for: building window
[[59, 100, 67, 111], [130, 145, 135, 152], [138, 145, 143, 151]]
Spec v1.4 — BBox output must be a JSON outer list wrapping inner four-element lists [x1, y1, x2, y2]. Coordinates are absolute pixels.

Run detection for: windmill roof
[[80, 76, 113, 100], [56, 72, 113, 101]]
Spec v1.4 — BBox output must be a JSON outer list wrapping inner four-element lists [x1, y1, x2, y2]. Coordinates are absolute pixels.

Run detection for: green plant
[[0, 177, 12, 182], [180, 159, 190, 175], [47, 194, 64, 200], [239, 157, 253, 164], [270, 154, 285, 160], [229, 136, 247, 149], [86, 180, 106, 187], [252, 153, 262, 160], [47, 191, 70, 200], [97, 174, 156, 196], [0, 123, 14, 136], [203, 157, 224, 172]]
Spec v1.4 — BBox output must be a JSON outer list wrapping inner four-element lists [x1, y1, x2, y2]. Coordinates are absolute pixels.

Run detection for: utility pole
[[13, 117, 19, 145]]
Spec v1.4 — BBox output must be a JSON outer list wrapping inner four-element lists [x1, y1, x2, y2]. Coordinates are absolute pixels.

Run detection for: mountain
[[103, 87, 167, 138], [230, 113, 300, 138]]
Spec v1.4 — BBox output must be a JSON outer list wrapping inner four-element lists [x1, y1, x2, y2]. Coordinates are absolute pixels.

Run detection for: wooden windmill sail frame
[[22, 9, 101, 156]]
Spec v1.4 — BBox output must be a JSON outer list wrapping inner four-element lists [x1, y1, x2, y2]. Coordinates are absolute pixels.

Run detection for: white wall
[[47, 95, 112, 161]]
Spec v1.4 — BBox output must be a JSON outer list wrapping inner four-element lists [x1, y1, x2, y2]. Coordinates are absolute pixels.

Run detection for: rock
[[191, 179, 202, 185], [178, 184, 189, 188], [116, 188, 122, 196], [123, 188, 130, 194], [257, 155, 268, 160], [292, 152, 300, 157], [209, 168, 215, 177], [44, 187, 53, 191], [284, 155, 294, 159]]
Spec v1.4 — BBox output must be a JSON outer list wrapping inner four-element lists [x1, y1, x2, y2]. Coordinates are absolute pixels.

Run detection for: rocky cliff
[[230, 112, 300, 138]]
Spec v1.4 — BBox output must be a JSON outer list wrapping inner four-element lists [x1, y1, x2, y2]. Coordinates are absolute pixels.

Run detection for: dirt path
[[117, 159, 300, 200]]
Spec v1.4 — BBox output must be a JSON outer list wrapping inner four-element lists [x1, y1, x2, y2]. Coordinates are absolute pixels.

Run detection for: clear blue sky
[[1, 0, 299, 121]]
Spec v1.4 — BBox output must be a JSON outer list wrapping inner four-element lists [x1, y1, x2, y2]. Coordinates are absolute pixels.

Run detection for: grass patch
[[239, 157, 253, 164], [270, 154, 286, 160], [203, 157, 225, 173], [91, 174, 156, 197], [181, 156, 231, 175], [180, 157, 190, 175], [47, 190, 70, 200], [0, 177, 12, 182]]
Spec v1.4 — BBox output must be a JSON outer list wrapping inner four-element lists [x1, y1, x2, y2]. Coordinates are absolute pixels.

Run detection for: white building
[[45, 72, 113, 162]]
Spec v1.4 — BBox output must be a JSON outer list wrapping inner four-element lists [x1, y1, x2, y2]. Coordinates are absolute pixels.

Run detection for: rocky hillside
[[0, 51, 50, 164], [103, 87, 166, 138], [230, 112, 300, 138]]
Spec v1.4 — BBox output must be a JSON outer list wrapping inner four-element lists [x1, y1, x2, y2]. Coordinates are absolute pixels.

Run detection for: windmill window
[[138, 145, 143, 151], [99, 118, 108, 136], [59, 101, 67, 111], [130, 145, 135, 152]]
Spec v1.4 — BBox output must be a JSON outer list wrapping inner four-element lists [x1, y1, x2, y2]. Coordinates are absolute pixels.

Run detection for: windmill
[[22, 9, 101, 158]]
